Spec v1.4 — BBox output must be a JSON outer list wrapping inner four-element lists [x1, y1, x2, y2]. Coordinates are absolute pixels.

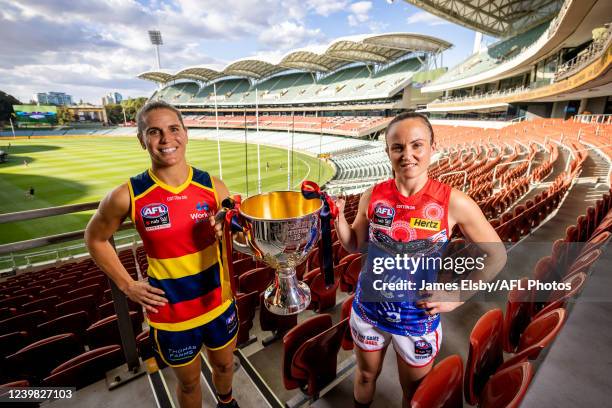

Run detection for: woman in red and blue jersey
[[86, 101, 238, 408], [335, 112, 506, 407]]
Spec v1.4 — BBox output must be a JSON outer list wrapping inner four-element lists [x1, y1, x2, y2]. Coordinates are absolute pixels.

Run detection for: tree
[[56, 106, 73, 125], [0, 90, 21, 125], [104, 103, 124, 125], [121, 97, 148, 122]]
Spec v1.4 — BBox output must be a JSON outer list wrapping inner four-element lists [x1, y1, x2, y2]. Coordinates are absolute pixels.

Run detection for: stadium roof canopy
[[174, 66, 225, 82], [137, 32, 452, 84], [137, 70, 175, 83], [403, 0, 563, 37]]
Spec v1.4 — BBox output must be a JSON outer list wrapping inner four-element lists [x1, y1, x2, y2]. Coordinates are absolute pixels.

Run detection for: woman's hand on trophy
[[124, 279, 167, 313], [210, 210, 226, 240]]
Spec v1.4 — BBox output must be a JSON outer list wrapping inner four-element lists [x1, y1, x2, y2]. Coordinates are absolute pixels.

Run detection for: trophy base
[[263, 269, 311, 315]]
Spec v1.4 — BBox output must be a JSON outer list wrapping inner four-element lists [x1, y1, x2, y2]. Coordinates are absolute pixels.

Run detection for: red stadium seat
[[290, 318, 348, 396], [67, 284, 103, 302], [39, 284, 72, 300], [55, 294, 97, 322], [0, 310, 47, 337], [12, 285, 44, 298], [282, 314, 332, 390], [499, 308, 566, 371], [532, 256, 557, 283], [479, 362, 534, 408], [239, 267, 274, 295], [341, 255, 363, 293], [43, 345, 125, 389], [21, 296, 60, 316], [340, 294, 355, 350], [232, 257, 257, 278], [259, 293, 297, 345], [235, 291, 258, 346], [302, 267, 321, 287], [79, 275, 108, 289], [307, 247, 320, 271], [0, 294, 34, 309], [6, 333, 84, 384], [503, 277, 532, 353], [309, 273, 339, 312], [532, 272, 587, 320], [411, 355, 463, 408], [51, 276, 79, 288], [86, 311, 141, 350], [37, 311, 90, 342], [464, 309, 504, 405], [581, 231, 610, 255], [0, 331, 30, 359], [565, 248, 602, 278]]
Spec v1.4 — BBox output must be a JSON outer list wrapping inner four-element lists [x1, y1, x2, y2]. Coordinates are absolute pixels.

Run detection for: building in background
[[33, 92, 73, 106], [101, 92, 123, 105]]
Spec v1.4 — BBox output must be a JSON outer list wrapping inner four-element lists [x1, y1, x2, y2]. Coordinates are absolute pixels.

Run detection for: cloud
[[0, 0, 330, 103], [306, 0, 348, 16], [347, 1, 372, 26], [406, 11, 449, 26], [259, 21, 324, 52]]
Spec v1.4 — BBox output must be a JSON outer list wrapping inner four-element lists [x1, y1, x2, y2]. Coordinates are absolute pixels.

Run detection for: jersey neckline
[[391, 177, 432, 203], [148, 166, 193, 194]]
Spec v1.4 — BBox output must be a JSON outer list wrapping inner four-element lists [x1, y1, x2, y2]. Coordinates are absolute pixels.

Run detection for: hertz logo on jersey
[[409, 218, 441, 231]]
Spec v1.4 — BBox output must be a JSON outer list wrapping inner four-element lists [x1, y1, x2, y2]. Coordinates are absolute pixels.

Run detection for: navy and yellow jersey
[[128, 166, 233, 331]]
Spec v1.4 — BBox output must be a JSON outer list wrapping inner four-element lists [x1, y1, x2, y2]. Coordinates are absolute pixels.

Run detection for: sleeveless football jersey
[[353, 178, 451, 336], [128, 166, 233, 331]]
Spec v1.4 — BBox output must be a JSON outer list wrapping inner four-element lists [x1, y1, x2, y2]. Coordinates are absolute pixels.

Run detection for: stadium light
[[148, 30, 163, 70]]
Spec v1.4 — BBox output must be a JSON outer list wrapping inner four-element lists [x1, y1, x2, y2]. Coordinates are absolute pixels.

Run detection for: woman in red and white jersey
[[335, 112, 506, 406]]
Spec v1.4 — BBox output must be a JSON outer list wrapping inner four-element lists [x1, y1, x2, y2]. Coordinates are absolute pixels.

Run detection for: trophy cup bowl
[[233, 191, 322, 315]]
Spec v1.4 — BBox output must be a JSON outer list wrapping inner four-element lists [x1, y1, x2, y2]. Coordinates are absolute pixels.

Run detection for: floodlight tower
[[148, 30, 163, 70]]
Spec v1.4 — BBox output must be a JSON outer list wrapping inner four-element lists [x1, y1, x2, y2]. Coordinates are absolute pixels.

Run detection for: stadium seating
[[464, 309, 504, 405], [340, 294, 355, 351], [411, 355, 463, 408], [43, 345, 125, 389], [478, 362, 534, 408], [498, 308, 566, 371], [282, 313, 348, 395], [235, 290, 259, 346], [5, 333, 85, 384]]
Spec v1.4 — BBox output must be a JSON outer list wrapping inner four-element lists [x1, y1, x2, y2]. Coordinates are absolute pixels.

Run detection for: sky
[[0, 0, 494, 105]]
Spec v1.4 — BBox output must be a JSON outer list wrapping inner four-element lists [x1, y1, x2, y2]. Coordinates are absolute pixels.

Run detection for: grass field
[[0, 136, 334, 250]]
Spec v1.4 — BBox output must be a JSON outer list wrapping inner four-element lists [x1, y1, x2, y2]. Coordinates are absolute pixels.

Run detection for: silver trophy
[[233, 191, 321, 315]]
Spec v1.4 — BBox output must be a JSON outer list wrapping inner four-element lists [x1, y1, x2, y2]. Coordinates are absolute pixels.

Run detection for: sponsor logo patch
[[190, 201, 211, 223], [373, 204, 395, 227], [414, 340, 433, 358], [226, 311, 238, 333], [409, 218, 441, 231], [141, 203, 171, 231]]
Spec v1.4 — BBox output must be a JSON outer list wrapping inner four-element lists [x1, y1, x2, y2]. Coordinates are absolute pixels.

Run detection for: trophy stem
[[264, 267, 311, 315]]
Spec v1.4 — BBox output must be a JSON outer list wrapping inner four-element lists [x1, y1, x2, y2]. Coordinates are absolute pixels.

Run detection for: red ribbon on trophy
[[301, 180, 337, 287]]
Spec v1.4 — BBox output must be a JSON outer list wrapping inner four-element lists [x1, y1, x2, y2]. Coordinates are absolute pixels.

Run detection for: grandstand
[[2, 0, 612, 407], [415, 0, 612, 120], [138, 33, 450, 138]]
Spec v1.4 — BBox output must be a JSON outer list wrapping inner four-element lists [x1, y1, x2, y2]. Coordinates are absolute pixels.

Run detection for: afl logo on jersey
[[141, 203, 171, 231], [373, 204, 395, 227]]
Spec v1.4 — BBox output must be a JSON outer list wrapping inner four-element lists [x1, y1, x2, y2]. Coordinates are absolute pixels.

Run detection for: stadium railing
[[0, 203, 144, 389]]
